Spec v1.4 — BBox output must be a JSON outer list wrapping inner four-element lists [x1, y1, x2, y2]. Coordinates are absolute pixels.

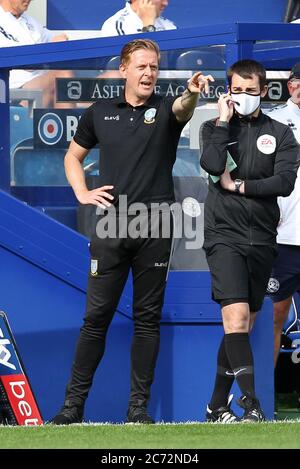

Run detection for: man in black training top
[[51, 38, 213, 424], [200, 59, 299, 422]]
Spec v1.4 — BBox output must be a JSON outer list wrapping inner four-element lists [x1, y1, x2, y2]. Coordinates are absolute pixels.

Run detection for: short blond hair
[[120, 39, 160, 66]]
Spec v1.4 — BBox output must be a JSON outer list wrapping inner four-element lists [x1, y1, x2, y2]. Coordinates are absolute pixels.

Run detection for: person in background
[[266, 62, 300, 365], [101, 0, 176, 37], [200, 59, 299, 423], [0, 0, 73, 108]]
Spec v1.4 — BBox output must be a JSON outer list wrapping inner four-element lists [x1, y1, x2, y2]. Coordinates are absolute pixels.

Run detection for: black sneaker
[[127, 406, 155, 424], [206, 394, 239, 423], [49, 401, 84, 425], [237, 395, 265, 422]]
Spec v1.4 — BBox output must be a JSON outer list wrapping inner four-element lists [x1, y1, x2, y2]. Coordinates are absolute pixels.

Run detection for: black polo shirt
[[74, 93, 188, 206]]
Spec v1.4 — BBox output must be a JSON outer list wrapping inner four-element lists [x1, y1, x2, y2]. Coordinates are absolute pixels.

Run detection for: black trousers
[[65, 211, 173, 410]]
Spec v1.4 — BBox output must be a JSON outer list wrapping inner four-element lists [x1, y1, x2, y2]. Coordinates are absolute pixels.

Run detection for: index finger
[[201, 76, 214, 94], [98, 185, 114, 190], [201, 74, 215, 83]]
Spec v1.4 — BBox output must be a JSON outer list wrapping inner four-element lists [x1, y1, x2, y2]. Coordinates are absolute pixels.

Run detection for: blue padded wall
[[0, 190, 274, 422]]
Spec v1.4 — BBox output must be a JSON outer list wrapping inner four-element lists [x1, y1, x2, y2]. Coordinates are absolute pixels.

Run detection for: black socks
[[224, 332, 255, 399], [210, 336, 235, 409], [210, 332, 255, 410]]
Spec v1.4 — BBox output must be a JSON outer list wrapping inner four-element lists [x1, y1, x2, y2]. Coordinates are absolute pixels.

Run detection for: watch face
[[235, 179, 243, 192], [146, 25, 156, 32]]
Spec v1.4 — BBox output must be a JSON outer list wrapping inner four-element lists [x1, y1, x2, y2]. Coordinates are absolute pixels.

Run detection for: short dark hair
[[289, 62, 300, 80], [227, 59, 267, 90], [120, 39, 160, 66]]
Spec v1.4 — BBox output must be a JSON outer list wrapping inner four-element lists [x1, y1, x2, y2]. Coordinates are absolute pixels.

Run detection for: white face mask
[[232, 92, 261, 116]]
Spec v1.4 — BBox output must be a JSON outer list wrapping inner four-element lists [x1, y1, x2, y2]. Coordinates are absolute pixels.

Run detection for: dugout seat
[[176, 50, 225, 70], [106, 55, 120, 70]]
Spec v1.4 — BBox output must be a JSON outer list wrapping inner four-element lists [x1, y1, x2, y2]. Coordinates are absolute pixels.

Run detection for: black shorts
[[205, 243, 277, 312], [269, 244, 300, 302]]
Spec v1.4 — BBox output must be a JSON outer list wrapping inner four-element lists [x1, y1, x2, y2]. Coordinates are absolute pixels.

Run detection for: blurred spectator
[[0, 0, 73, 108], [285, 0, 300, 22], [266, 62, 300, 364], [101, 0, 176, 37]]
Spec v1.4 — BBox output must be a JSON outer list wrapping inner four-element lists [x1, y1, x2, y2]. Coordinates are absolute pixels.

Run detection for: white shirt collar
[[125, 1, 141, 22], [287, 97, 300, 117]]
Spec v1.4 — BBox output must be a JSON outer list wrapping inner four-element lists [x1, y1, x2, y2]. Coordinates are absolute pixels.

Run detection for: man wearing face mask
[[266, 63, 300, 366], [200, 59, 299, 423]]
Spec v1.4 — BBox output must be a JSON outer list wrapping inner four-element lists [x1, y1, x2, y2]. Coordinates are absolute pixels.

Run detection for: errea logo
[[104, 115, 120, 121]]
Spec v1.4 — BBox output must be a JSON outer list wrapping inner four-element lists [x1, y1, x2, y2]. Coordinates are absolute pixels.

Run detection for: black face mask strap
[[231, 91, 261, 97]]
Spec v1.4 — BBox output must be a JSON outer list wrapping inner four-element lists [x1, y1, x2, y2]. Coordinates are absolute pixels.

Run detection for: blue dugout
[[1, 23, 299, 422]]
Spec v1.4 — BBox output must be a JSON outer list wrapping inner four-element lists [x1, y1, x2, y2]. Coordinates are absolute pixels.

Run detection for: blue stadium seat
[[12, 137, 99, 186], [106, 56, 120, 70], [173, 137, 201, 177], [176, 50, 225, 70], [12, 138, 68, 186], [10, 106, 33, 154]]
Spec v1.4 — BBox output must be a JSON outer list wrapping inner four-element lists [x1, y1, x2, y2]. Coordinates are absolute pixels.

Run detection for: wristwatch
[[142, 25, 156, 32], [234, 179, 243, 193]]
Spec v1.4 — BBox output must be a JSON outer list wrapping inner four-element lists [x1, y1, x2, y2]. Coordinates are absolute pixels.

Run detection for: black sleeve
[[245, 126, 300, 197], [200, 119, 231, 175], [73, 104, 98, 149]]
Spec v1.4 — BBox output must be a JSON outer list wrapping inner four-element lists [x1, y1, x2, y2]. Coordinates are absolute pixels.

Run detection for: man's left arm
[[172, 72, 214, 122], [221, 126, 300, 197], [37, 20, 68, 43], [51, 33, 69, 42]]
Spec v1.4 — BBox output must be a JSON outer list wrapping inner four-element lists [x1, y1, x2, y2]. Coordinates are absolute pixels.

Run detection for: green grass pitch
[[0, 421, 300, 449]]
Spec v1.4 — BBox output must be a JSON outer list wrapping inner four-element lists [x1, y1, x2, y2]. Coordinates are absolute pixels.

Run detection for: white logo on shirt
[[104, 115, 120, 121], [257, 134, 276, 154]]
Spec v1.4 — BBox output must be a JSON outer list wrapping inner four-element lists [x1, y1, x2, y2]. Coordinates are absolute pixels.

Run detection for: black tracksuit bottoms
[[65, 211, 173, 410]]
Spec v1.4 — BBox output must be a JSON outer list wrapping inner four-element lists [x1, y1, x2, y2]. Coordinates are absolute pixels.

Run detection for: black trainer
[[237, 395, 265, 422], [127, 406, 155, 424], [49, 401, 84, 425], [206, 394, 239, 423]]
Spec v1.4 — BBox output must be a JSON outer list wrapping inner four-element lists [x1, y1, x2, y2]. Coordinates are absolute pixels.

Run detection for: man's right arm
[[200, 92, 234, 175], [200, 120, 231, 176], [65, 140, 114, 208]]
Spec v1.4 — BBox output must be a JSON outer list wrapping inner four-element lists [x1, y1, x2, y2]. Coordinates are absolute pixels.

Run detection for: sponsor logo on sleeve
[[257, 134, 276, 155]]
